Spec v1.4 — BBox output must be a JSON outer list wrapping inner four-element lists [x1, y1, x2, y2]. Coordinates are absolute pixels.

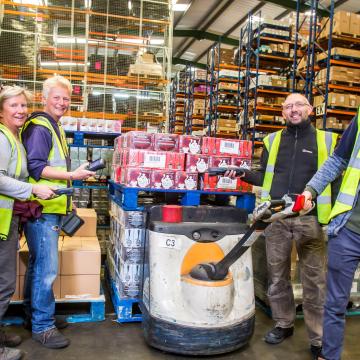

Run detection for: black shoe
[[0, 347, 23, 360], [1, 333, 21, 348], [310, 344, 322, 359], [24, 316, 69, 331], [264, 326, 294, 344], [32, 328, 70, 349]]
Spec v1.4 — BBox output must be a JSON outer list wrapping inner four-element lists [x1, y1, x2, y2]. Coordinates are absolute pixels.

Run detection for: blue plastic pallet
[[106, 269, 142, 323], [65, 130, 121, 146], [108, 180, 255, 212], [3, 295, 105, 326]]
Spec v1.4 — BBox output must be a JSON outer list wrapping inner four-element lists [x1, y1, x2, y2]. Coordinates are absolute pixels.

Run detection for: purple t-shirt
[[22, 112, 62, 181]]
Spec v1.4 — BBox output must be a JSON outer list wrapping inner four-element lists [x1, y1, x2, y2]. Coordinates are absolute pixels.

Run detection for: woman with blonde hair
[[0, 85, 54, 360]]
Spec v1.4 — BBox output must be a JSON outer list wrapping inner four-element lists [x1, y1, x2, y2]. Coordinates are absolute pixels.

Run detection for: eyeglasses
[[282, 102, 309, 110]]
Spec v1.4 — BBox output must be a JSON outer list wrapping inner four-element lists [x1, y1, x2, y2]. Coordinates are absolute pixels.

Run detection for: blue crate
[[106, 266, 142, 323], [108, 180, 255, 212]]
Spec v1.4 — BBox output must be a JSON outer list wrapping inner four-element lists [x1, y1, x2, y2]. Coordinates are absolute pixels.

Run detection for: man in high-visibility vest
[[227, 93, 338, 359], [21, 76, 95, 349], [303, 107, 360, 360]]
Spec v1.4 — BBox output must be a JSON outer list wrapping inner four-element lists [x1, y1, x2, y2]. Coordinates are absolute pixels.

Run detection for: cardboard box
[[178, 135, 201, 154], [119, 244, 144, 264], [61, 237, 101, 275], [210, 155, 231, 168], [151, 170, 176, 190], [333, 11, 351, 34], [60, 275, 100, 298], [19, 275, 60, 300], [175, 171, 198, 190], [185, 154, 209, 173], [216, 138, 242, 156], [121, 167, 152, 188], [201, 173, 241, 192], [73, 208, 97, 237], [153, 133, 179, 152], [231, 157, 252, 169], [201, 137, 217, 155], [350, 13, 360, 36], [122, 131, 154, 150]]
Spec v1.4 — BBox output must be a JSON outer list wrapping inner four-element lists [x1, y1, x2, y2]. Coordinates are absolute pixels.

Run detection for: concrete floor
[[5, 304, 360, 360]]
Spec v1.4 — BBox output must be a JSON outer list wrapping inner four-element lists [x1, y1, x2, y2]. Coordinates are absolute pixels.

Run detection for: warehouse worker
[[226, 93, 338, 359], [0, 85, 54, 360], [302, 108, 360, 360], [21, 76, 95, 349]]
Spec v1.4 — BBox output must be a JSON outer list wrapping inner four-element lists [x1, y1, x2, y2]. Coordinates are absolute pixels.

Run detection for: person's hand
[[302, 190, 313, 211], [32, 184, 56, 200], [70, 163, 96, 180], [224, 166, 245, 179]]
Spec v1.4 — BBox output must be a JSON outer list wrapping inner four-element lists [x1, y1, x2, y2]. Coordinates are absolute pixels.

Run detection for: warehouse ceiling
[[172, 0, 360, 69]]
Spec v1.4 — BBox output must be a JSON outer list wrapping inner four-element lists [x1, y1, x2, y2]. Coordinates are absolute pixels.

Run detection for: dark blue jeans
[[23, 214, 62, 334], [323, 227, 360, 360]]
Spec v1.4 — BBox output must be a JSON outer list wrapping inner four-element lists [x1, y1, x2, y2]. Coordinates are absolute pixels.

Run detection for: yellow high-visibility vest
[[329, 108, 360, 221], [261, 128, 338, 224], [21, 116, 70, 215], [0, 123, 22, 240]]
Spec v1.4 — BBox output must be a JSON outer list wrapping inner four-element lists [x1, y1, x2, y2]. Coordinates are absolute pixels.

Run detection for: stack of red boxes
[[111, 131, 253, 192], [112, 132, 199, 190], [201, 137, 253, 192]]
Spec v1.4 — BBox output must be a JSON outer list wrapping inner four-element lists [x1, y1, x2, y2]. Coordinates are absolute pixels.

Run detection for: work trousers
[[0, 216, 19, 321], [263, 215, 326, 346], [322, 227, 360, 360]]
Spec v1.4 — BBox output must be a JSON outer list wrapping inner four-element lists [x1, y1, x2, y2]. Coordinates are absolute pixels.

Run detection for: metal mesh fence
[[0, 0, 172, 131]]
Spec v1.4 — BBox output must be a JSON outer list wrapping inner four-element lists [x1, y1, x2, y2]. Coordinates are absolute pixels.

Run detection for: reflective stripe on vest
[[261, 128, 337, 224], [0, 124, 22, 240], [316, 129, 338, 224], [329, 108, 360, 220], [21, 117, 69, 215], [261, 131, 282, 201]]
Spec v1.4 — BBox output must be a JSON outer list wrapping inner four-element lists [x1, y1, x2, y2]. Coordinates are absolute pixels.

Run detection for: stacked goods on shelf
[[61, 117, 122, 134], [211, 65, 240, 137], [253, 18, 291, 40], [170, 68, 208, 135], [108, 201, 147, 299], [68, 136, 114, 236], [220, 48, 235, 64], [251, 74, 287, 89], [111, 131, 253, 193], [312, 10, 360, 131], [13, 210, 101, 300], [315, 66, 360, 86], [238, 16, 292, 147], [284, 11, 319, 48], [319, 11, 360, 38]]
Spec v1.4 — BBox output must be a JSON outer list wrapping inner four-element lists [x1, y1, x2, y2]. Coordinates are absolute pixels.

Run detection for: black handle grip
[[87, 158, 106, 172], [208, 167, 245, 176], [54, 187, 74, 196], [269, 199, 286, 208]]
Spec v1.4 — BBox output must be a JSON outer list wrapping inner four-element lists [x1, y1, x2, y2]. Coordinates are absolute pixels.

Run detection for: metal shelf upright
[[240, 12, 291, 148], [205, 43, 221, 136], [184, 64, 195, 134], [169, 73, 178, 133]]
